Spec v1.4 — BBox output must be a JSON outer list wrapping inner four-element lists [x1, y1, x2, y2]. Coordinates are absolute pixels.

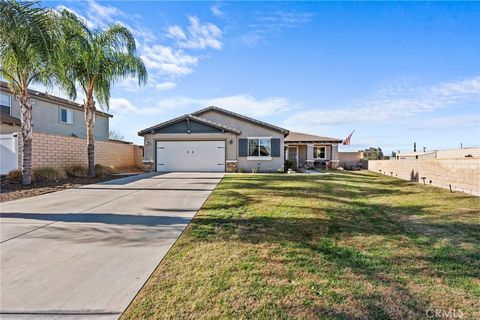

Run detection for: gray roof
[[285, 131, 342, 143], [0, 81, 113, 118], [138, 113, 241, 136], [192, 106, 290, 135]]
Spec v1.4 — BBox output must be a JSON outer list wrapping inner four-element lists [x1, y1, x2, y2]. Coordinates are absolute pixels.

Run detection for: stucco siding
[[4, 91, 109, 141], [197, 110, 285, 172], [142, 109, 286, 172]]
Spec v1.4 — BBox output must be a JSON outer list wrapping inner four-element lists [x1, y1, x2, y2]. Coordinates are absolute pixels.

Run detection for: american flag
[[343, 130, 355, 145]]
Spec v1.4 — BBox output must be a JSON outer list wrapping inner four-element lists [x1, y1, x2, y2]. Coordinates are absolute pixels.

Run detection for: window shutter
[[271, 138, 281, 157], [239, 138, 248, 157]]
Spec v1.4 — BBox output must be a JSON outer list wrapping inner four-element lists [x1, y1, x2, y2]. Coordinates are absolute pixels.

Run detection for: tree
[[56, 10, 147, 177], [0, 0, 56, 184], [361, 147, 385, 160], [109, 130, 124, 141]]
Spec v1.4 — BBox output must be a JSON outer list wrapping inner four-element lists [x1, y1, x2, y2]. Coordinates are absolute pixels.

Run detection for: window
[[1, 93, 11, 115], [248, 138, 271, 158], [59, 107, 73, 124], [314, 146, 326, 159]]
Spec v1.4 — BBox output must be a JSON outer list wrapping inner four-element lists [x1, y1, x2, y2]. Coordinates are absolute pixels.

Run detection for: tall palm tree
[[57, 11, 147, 177], [0, 0, 56, 185]]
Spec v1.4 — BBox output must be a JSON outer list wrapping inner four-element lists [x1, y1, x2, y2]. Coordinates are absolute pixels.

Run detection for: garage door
[[156, 141, 225, 172]]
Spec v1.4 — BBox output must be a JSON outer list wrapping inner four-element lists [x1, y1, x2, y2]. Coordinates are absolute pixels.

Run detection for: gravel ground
[[0, 174, 139, 203]]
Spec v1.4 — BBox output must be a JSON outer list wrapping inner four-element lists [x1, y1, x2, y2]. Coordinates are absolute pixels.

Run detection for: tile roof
[[285, 131, 342, 143], [192, 106, 289, 134], [0, 81, 113, 118], [138, 114, 241, 136]]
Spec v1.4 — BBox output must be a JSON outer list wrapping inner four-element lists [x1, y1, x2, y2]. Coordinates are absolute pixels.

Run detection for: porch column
[[306, 144, 315, 168], [331, 143, 340, 168]]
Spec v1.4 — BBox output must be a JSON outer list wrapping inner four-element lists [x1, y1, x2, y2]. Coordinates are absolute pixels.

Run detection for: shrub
[[33, 167, 65, 181], [284, 160, 297, 170], [7, 169, 22, 183], [94, 164, 114, 178], [251, 168, 257, 173], [238, 168, 246, 173], [276, 168, 284, 173], [65, 165, 88, 177]]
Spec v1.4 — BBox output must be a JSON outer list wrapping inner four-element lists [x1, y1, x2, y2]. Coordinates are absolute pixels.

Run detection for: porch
[[284, 132, 343, 170]]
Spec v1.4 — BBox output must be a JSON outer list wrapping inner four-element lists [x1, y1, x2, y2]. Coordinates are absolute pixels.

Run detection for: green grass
[[122, 171, 479, 320]]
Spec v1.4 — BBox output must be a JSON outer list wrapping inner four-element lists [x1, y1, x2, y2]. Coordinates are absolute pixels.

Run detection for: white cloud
[[284, 76, 480, 131], [211, 4, 226, 18], [156, 82, 177, 91], [242, 10, 313, 46], [207, 95, 292, 117], [109, 94, 293, 118], [167, 16, 222, 50], [411, 113, 480, 129], [141, 45, 198, 76], [153, 94, 293, 117]]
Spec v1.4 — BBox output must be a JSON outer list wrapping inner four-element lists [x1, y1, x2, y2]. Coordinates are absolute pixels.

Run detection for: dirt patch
[[0, 174, 139, 203]]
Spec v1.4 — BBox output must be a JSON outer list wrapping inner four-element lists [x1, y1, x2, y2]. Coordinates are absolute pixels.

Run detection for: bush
[[284, 160, 297, 170], [94, 164, 114, 178], [33, 167, 65, 181], [7, 169, 22, 183], [276, 168, 284, 173], [238, 168, 246, 173], [65, 165, 88, 177]]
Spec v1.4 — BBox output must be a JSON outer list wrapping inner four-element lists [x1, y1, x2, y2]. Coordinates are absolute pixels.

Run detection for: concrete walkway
[[0, 172, 224, 319]]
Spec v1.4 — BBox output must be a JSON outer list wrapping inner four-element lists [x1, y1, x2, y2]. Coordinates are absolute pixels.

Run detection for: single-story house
[[285, 132, 342, 169], [138, 106, 342, 172]]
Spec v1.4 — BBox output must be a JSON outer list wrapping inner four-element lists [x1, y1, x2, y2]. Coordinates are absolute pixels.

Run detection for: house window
[[248, 138, 271, 158], [1, 94, 11, 115], [59, 107, 73, 124], [314, 146, 326, 159]]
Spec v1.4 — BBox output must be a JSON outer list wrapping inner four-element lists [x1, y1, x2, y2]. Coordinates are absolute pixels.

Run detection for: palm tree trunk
[[84, 96, 96, 178], [19, 90, 33, 185]]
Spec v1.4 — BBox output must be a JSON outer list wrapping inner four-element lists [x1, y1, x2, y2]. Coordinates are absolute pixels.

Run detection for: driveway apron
[[0, 172, 224, 319]]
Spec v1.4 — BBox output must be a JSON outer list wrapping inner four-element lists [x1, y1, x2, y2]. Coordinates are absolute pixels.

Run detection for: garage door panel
[[156, 141, 225, 172]]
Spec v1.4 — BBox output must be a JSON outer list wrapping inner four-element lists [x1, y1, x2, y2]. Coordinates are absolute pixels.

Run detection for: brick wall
[[29, 132, 143, 169], [368, 159, 480, 196]]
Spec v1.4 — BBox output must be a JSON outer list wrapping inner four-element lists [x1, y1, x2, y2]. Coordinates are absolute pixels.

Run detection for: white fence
[[0, 133, 19, 175]]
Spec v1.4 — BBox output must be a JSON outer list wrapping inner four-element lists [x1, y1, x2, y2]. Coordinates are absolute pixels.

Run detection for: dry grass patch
[[123, 171, 479, 320]]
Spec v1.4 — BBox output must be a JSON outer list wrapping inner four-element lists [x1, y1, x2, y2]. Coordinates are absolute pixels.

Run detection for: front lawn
[[122, 171, 479, 320]]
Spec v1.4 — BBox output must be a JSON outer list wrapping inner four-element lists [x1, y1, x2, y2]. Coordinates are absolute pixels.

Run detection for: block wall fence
[[368, 159, 480, 196], [19, 132, 144, 170]]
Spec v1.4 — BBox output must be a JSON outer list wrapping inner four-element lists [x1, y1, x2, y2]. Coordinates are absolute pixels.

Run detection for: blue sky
[[44, 0, 480, 153]]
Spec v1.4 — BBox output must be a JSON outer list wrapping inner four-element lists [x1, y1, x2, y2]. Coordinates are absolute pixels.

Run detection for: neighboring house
[[0, 82, 117, 174], [395, 147, 480, 160], [0, 81, 111, 140], [139, 106, 342, 172], [284, 132, 342, 169]]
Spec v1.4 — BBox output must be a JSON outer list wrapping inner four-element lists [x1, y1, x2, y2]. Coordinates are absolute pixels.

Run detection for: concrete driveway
[[0, 172, 224, 319]]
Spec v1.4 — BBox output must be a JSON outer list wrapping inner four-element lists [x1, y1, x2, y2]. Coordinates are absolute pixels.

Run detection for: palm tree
[[57, 11, 147, 177], [0, 0, 56, 185]]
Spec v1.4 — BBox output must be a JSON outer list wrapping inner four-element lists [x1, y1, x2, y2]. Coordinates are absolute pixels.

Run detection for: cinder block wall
[[338, 151, 363, 168], [368, 159, 480, 196], [29, 132, 143, 169]]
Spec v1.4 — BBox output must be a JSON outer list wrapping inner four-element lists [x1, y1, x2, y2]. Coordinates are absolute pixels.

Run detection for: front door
[[287, 147, 298, 166]]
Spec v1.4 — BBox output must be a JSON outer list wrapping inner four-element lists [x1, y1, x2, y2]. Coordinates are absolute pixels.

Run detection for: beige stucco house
[[0, 81, 111, 139], [139, 106, 342, 172]]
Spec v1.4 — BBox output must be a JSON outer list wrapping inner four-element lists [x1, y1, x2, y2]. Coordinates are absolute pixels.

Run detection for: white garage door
[[156, 141, 225, 172], [0, 133, 19, 175]]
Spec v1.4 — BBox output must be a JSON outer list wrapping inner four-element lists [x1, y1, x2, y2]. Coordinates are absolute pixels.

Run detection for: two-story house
[[0, 82, 112, 139], [0, 81, 113, 174]]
